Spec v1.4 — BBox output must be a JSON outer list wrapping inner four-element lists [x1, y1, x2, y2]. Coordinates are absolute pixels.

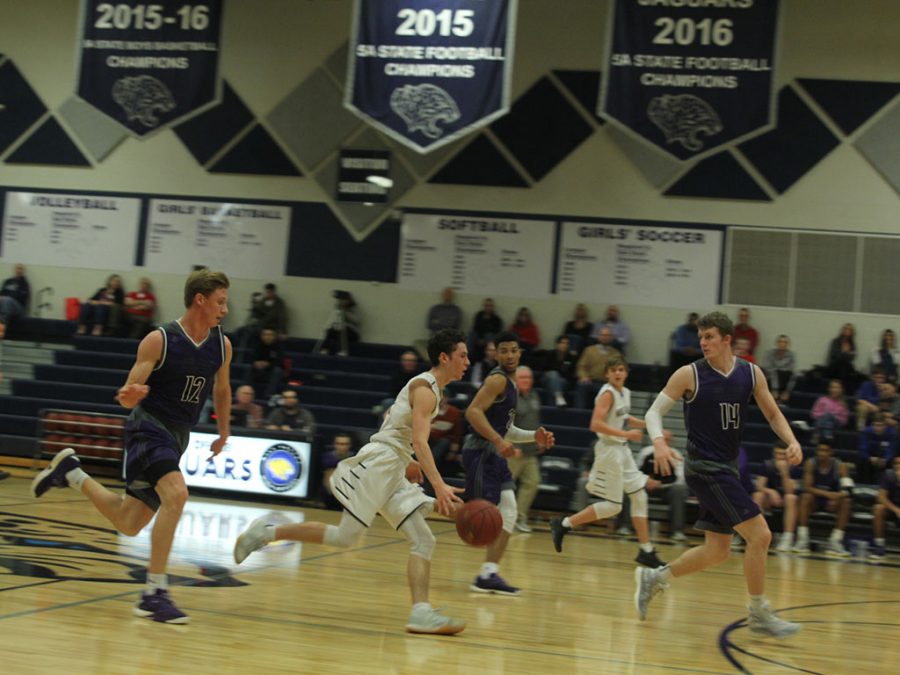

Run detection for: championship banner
[[346, 0, 517, 154], [599, 0, 779, 160], [76, 0, 224, 137]]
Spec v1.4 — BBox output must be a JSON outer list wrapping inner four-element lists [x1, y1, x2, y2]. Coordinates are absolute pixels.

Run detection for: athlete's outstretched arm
[[116, 329, 163, 408], [752, 364, 802, 465], [209, 337, 233, 458], [644, 365, 693, 476], [410, 381, 462, 516]]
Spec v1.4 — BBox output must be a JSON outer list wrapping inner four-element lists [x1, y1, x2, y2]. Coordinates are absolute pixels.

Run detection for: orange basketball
[[455, 499, 502, 547]]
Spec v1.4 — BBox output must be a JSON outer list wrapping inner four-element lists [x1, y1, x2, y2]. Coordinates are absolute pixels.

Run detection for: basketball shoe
[[470, 573, 520, 595], [825, 540, 851, 558], [635, 548, 666, 568], [134, 589, 190, 624], [550, 517, 568, 553], [31, 448, 80, 498], [233, 517, 273, 564], [634, 566, 668, 620], [747, 601, 801, 639], [406, 605, 466, 635]]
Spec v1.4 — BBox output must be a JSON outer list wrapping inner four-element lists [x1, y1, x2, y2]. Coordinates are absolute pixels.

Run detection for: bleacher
[[1, 318, 895, 550]]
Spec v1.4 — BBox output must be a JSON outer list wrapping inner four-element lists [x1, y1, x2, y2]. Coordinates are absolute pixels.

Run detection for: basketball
[[455, 499, 502, 547]]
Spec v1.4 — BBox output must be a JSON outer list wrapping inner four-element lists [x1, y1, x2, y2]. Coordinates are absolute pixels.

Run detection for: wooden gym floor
[[1, 474, 898, 674]]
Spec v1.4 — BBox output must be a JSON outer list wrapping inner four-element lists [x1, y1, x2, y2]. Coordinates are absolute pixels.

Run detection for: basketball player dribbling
[[233, 329, 468, 634], [461, 331, 554, 595], [635, 311, 803, 638], [32, 269, 233, 623]]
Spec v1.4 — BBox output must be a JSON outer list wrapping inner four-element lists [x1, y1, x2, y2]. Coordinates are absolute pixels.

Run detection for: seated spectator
[[469, 340, 497, 388], [76, 274, 124, 336], [248, 328, 285, 398], [870, 455, 900, 561], [636, 433, 690, 542], [124, 277, 156, 339], [752, 442, 799, 552], [575, 326, 622, 408], [251, 283, 289, 339], [808, 379, 849, 441], [320, 290, 359, 356], [389, 350, 423, 400], [530, 335, 578, 407], [562, 303, 593, 354], [733, 336, 756, 364], [320, 432, 356, 510], [794, 442, 851, 556], [469, 297, 503, 362], [761, 335, 797, 403], [230, 384, 264, 429], [264, 389, 316, 435], [733, 307, 759, 356], [870, 328, 900, 382], [509, 306, 540, 353], [669, 312, 701, 369], [857, 413, 897, 484], [508, 366, 543, 532], [591, 304, 630, 354], [429, 388, 464, 477], [0, 263, 30, 339], [825, 322, 861, 392], [855, 367, 887, 431], [426, 287, 462, 335]]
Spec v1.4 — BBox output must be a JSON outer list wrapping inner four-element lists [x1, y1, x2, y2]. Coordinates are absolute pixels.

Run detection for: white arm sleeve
[[504, 424, 537, 444], [645, 392, 676, 440]]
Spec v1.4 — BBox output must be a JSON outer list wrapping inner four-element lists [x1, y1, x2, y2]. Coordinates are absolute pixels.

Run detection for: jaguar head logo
[[647, 94, 723, 152], [111, 75, 176, 128], [390, 84, 461, 140]]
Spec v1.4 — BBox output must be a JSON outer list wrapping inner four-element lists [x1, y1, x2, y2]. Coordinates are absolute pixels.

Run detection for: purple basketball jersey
[[472, 366, 517, 441], [684, 358, 755, 463], [140, 321, 225, 429]]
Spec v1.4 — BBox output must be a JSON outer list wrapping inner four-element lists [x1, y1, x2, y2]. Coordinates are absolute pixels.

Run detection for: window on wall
[[726, 228, 900, 315]]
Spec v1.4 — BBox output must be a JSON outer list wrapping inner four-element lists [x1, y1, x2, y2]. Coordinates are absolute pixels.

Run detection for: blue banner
[[346, 0, 516, 154], [76, 0, 224, 138], [600, 0, 779, 160]]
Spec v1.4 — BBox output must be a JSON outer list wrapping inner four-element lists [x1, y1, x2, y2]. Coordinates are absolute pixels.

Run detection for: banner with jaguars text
[[76, 0, 224, 137], [346, 0, 516, 154], [599, 0, 779, 160]]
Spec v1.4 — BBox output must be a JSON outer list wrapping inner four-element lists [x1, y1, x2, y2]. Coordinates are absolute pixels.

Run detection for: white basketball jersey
[[370, 372, 441, 462], [595, 383, 630, 446]]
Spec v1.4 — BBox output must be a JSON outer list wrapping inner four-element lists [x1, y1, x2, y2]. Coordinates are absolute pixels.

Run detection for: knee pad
[[591, 500, 622, 520], [323, 512, 365, 548], [629, 489, 649, 519], [400, 511, 436, 561], [499, 489, 517, 533]]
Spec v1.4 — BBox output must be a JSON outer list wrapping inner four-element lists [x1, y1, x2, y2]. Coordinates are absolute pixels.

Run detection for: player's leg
[[777, 492, 797, 551], [469, 453, 520, 595], [628, 479, 665, 567], [551, 444, 623, 552], [825, 494, 852, 557], [794, 492, 814, 552], [400, 509, 465, 635], [514, 456, 540, 532], [734, 513, 801, 638]]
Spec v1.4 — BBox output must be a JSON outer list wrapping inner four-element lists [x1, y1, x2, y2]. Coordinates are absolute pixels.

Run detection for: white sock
[[479, 562, 499, 579], [749, 594, 767, 612], [263, 524, 276, 543], [657, 565, 673, 583], [561, 517, 572, 529], [797, 526, 809, 539], [412, 602, 431, 613], [640, 542, 654, 553], [830, 529, 844, 542], [66, 467, 88, 491], [146, 572, 167, 595]]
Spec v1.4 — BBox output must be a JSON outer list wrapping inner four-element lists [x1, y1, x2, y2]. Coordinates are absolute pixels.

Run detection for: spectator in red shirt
[[509, 306, 540, 354], [733, 307, 759, 355], [733, 336, 756, 364], [124, 277, 157, 339]]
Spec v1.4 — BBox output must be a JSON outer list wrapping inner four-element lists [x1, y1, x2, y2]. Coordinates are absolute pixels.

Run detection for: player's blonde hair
[[183, 269, 230, 308]]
